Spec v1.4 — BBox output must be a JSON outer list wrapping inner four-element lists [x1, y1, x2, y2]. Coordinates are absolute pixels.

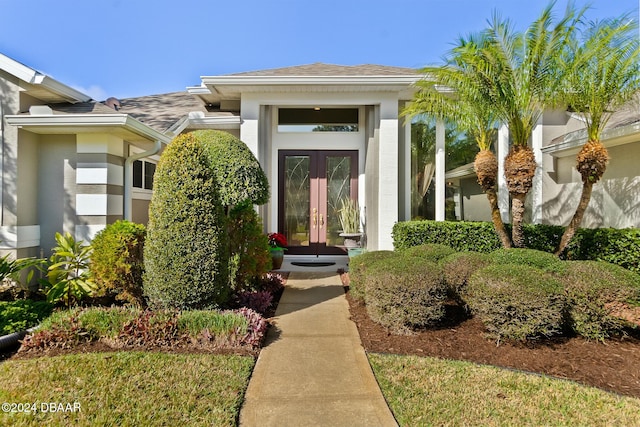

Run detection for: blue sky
[[0, 0, 637, 100]]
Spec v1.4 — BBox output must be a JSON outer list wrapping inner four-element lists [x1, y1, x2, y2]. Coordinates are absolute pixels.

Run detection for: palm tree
[[554, 16, 640, 255], [405, 31, 512, 248], [477, 3, 583, 247]]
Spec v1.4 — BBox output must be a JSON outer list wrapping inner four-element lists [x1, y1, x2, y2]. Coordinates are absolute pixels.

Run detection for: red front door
[[278, 150, 358, 255]]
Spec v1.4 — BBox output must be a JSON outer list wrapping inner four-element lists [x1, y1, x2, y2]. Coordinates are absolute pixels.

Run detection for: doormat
[[290, 262, 336, 267]]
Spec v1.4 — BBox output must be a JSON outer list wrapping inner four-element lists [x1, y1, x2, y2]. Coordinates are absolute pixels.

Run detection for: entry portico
[[188, 64, 425, 252]]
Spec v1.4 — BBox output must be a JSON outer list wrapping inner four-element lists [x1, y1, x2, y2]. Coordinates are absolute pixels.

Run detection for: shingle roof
[[227, 63, 419, 77], [48, 102, 118, 114], [116, 91, 207, 132]]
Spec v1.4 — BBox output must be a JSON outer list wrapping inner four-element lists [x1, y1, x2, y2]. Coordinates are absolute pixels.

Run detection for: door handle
[[319, 214, 324, 229], [312, 208, 317, 229]]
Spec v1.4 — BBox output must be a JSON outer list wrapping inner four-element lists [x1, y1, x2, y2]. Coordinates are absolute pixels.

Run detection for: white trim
[[76, 194, 123, 216], [5, 114, 171, 145], [497, 124, 510, 223], [0, 53, 90, 103], [0, 225, 40, 249], [541, 122, 640, 157], [76, 163, 123, 186], [531, 118, 544, 224], [201, 75, 420, 87]]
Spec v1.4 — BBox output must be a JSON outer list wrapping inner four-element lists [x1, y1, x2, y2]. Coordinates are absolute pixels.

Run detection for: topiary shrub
[[227, 201, 271, 291], [195, 130, 270, 206], [441, 251, 492, 298], [348, 250, 398, 301], [561, 261, 640, 340], [489, 248, 566, 274], [364, 257, 447, 333], [90, 220, 146, 307], [466, 264, 567, 342], [399, 243, 456, 263], [143, 132, 229, 309]]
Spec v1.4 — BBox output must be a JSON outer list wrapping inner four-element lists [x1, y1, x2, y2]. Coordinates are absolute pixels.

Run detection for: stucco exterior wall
[[37, 134, 77, 256], [542, 141, 640, 228], [459, 177, 492, 222]]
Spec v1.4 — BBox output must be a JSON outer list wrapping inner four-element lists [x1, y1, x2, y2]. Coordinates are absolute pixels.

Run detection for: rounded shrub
[[489, 248, 566, 274], [90, 220, 146, 306], [228, 201, 271, 290], [467, 264, 567, 341], [399, 243, 456, 263], [561, 261, 640, 340], [441, 251, 492, 297], [195, 130, 270, 206], [348, 250, 398, 301], [364, 256, 447, 333], [143, 132, 229, 309]]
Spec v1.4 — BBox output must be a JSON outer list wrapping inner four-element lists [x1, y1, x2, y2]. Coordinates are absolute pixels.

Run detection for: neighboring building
[[1, 52, 637, 260]]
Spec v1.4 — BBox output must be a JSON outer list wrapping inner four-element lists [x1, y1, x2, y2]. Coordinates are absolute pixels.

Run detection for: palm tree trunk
[[511, 194, 527, 248], [555, 182, 593, 256], [486, 188, 512, 248]]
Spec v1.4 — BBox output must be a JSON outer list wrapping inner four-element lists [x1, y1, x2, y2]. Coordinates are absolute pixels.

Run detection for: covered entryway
[[278, 150, 358, 255]]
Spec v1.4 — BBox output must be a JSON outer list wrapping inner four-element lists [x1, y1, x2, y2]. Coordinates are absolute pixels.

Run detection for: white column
[[403, 106, 412, 221], [240, 96, 260, 159], [531, 117, 544, 224], [378, 97, 399, 250], [435, 118, 445, 221], [497, 124, 510, 223]]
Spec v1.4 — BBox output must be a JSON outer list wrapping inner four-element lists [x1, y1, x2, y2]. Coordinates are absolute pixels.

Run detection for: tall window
[[133, 160, 156, 190], [410, 117, 480, 220]]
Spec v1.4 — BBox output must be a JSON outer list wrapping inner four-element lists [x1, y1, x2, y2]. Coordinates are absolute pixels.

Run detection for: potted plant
[[268, 232, 287, 270], [338, 197, 362, 249]]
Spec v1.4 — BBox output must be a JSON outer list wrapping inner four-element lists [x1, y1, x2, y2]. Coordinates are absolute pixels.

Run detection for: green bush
[[227, 202, 271, 291], [0, 300, 52, 334], [364, 257, 447, 333], [196, 130, 270, 206], [441, 251, 491, 297], [144, 132, 229, 309], [348, 250, 398, 301], [467, 264, 567, 341], [561, 261, 640, 340], [392, 220, 639, 274], [489, 248, 566, 274], [90, 220, 146, 306], [399, 243, 456, 262]]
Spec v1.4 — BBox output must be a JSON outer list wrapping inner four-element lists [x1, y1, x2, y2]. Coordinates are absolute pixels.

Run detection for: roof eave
[[200, 75, 421, 87], [6, 114, 171, 145], [542, 122, 640, 157]]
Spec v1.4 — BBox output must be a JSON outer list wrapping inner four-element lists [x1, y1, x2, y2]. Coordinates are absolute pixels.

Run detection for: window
[[133, 160, 155, 190], [278, 108, 359, 132]]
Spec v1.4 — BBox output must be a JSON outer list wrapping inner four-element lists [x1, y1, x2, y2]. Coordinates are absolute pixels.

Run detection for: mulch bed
[[341, 272, 640, 398]]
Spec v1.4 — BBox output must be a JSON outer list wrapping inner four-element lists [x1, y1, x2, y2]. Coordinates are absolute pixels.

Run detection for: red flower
[[268, 232, 287, 249]]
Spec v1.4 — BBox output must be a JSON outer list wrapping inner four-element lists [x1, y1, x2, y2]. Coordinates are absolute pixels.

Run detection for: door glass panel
[[325, 156, 352, 247], [283, 156, 311, 247]]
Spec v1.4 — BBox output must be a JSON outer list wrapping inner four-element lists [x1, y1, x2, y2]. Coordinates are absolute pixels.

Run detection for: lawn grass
[[369, 353, 640, 426], [0, 352, 254, 426]]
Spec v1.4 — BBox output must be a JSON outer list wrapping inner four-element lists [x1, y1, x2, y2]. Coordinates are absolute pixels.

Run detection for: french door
[[278, 150, 358, 255]]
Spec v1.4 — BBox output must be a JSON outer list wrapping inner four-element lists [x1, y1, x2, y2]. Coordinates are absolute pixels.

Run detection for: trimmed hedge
[[90, 220, 146, 306], [562, 261, 640, 340], [364, 256, 447, 333], [489, 248, 566, 275], [393, 220, 639, 273], [144, 132, 229, 309], [348, 251, 398, 301], [467, 264, 567, 341], [441, 251, 491, 297], [196, 130, 270, 206], [399, 244, 456, 263]]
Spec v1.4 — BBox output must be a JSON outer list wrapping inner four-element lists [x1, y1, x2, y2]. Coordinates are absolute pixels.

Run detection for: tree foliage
[[143, 133, 229, 309]]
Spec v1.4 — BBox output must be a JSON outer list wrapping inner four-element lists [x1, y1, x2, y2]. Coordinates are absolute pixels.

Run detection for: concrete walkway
[[239, 271, 398, 427]]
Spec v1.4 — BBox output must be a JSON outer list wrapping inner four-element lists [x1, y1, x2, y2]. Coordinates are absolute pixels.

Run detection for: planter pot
[[339, 232, 363, 249], [347, 248, 365, 258], [270, 248, 285, 270]]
